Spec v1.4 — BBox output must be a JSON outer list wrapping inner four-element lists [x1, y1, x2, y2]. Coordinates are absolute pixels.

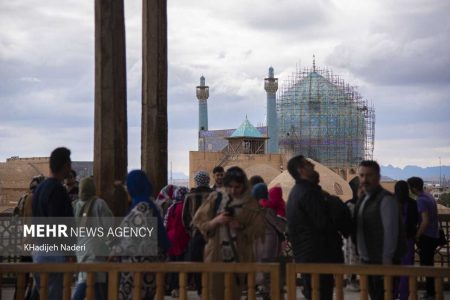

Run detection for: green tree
[[438, 193, 450, 207]]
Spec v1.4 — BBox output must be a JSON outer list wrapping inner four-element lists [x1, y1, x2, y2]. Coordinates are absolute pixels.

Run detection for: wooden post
[[335, 274, 344, 300], [247, 272, 256, 300], [435, 277, 443, 300], [141, 0, 168, 194], [286, 264, 296, 300], [156, 272, 165, 300], [384, 276, 393, 300], [94, 0, 128, 214], [179, 272, 187, 300], [311, 273, 320, 300], [224, 272, 233, 300], [15, 273, 25, 300], [63, 272, 72, 300], [270, 267, 280, 300], [108, 271, 118, 300], [40, 273, 49, 300], [133, 272, 142, 300], [360, 275, 369, 300], [201, 272, 209, 300], [409, 276, 417, 300], [87, 272, 95, 300]]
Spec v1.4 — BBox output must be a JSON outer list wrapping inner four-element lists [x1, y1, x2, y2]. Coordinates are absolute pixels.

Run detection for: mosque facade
[[190, 61, 375, 187], [193, 61, 373, 165]]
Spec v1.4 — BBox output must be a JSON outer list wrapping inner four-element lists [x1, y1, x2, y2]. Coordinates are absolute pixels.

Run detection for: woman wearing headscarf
[[111, 170, 170, 300], [252, 183, 286, 296], [193, 166, 265, 300], [72, 177, 113, 300], [394, 180, 418, 300], [268, 186, 286, 217], [164, 186, 190, 297], [155, 184, 177, 218], [252, 182, 269, 203]]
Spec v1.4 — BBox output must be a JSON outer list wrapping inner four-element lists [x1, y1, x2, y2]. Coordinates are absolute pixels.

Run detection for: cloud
[[1, 0, 449, 177], [20, 77, 41, 83], [0, 124, 93, 162], [327, 0, 450, 86], [168, 0, 337, 37]]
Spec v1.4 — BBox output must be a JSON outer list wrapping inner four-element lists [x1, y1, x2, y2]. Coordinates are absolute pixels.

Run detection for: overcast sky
[[1, 0, 449, 175]]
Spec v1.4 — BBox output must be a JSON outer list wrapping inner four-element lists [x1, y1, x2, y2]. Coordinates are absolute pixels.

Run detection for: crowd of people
[[17, 147, 443, 300], [286, 156, 441, 300]]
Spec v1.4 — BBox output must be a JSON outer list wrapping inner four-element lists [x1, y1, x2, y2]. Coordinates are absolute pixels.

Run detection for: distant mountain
[[381, 165, 450, 182], [170, 172, 189, 180]]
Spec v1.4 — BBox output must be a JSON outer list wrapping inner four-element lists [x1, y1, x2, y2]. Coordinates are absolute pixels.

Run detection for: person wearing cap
[[183, 171, 212, 231], [182, 170, 213, 294]]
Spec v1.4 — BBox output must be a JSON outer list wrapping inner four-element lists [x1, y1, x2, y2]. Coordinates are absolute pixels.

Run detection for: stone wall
[[0, 157, 93, 208], [189, 151, 360, 191], [189, 151, 286, 188], [0, 157, 50, 206]]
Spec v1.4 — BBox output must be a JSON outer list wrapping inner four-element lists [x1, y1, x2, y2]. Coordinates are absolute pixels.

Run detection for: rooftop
[[230, 117, 263, 138]]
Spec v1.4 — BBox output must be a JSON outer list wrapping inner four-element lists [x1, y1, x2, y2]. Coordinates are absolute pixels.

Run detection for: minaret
[[264, 66, 278, 153], [196, 75, 209, 131]]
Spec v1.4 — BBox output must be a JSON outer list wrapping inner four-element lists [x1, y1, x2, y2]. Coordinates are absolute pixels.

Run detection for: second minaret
[[264, 67, 279, 153]]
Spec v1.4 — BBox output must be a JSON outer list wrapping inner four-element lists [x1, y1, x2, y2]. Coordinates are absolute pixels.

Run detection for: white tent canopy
[[268, 158, 353, 202]]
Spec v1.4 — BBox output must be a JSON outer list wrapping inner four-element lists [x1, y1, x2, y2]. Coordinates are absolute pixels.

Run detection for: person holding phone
[[193, 166, 265, 300]]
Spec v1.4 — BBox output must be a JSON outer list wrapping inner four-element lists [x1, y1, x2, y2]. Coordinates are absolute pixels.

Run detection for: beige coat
[[192, 189, 265, 300]]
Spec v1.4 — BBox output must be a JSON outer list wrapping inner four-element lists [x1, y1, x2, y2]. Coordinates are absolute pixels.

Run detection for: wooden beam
[[94, 0, 128, 214], [141, 0, 168, 194]]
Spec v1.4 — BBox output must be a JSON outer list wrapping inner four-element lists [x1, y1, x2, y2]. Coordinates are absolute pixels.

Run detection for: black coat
[[286, 179, 343, 263], [401, 197, 418, 240]]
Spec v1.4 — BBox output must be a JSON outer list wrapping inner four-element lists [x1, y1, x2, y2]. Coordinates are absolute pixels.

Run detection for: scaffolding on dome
[[277, 65, 375, 168]]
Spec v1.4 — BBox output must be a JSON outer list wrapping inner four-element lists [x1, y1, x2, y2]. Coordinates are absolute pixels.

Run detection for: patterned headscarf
[[194, 171, 210, 187], [155, 184, 177, 213], [174, 186, 189, 203], [126, 169, 169, 251], [164, 186, 189, 227], [29, 175, 45, 192]]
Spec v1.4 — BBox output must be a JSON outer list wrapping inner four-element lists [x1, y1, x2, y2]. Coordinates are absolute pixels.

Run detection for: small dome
[[230, 117, 262, 138]]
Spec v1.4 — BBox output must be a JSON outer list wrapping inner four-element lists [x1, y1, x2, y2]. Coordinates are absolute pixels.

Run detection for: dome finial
[[200, 75, 206, 86], [268, 66, 274, 78]]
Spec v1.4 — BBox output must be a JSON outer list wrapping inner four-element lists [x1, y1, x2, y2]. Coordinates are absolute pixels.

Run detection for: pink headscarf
[[267, 186, 286, 217]]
